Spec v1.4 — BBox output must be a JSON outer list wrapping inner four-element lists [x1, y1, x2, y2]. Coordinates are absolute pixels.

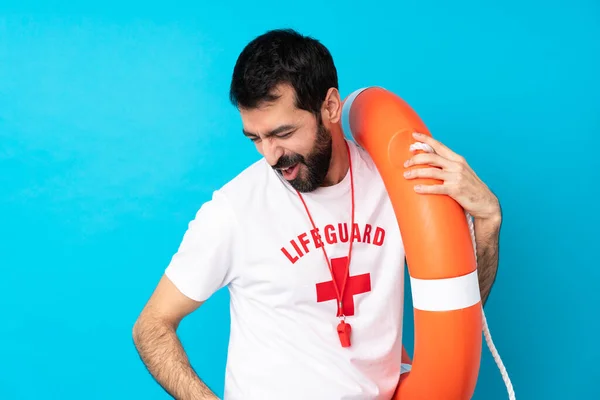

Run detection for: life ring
[[341, 87, 483, 399]]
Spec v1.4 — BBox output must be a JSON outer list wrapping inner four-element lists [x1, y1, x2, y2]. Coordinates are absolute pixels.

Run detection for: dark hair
[[229, 29, 338, 116]]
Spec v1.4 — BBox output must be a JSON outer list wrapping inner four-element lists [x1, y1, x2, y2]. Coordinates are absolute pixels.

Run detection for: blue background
[[1, 1, 598, 399]]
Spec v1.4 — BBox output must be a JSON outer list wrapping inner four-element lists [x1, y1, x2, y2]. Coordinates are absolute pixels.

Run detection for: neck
[[322, 123, 350, 187]]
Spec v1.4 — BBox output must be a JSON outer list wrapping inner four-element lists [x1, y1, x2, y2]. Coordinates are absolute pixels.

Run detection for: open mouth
[[279, 163, 300, 180]]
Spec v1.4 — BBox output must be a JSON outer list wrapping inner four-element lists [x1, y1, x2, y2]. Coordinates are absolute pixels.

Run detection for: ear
[[321, 88, 342, 124]]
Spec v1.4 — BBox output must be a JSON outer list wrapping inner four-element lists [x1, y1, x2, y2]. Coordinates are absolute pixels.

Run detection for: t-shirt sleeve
[[164, 190, 239, 302]]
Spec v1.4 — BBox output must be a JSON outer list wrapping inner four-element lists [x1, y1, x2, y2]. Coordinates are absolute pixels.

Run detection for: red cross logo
[[315, 256, 371, 316]]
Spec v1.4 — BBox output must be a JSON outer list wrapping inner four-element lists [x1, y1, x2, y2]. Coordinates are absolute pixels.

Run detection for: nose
[[261, 138, 283, 167]]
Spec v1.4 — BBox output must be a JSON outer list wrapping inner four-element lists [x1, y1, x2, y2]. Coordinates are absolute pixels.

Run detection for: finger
[[404, 152, 451, 169], [413, 183, 450, 195], [412, 132, 462, 162], [403, 167, 449, 181]]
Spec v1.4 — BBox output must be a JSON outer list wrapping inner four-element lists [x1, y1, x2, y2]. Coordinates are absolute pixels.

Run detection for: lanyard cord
[[296, 141, 355, 318]]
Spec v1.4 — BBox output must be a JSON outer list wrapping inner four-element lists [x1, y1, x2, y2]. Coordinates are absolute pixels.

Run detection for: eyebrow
[[243, 124, 297, 138]]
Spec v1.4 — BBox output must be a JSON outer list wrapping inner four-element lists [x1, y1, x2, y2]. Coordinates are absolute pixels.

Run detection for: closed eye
[[243, 124, 297, 142], [274, 130, 295, 139]]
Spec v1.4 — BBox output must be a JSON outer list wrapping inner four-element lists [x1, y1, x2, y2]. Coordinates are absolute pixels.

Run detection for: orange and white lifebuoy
[[341, 87, 484, 399]]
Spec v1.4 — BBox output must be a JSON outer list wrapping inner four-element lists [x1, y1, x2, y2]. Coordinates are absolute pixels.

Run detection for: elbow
[[132, 315, 152, 348], [131, 312, 177, 348], [132, 318, 143, 347]]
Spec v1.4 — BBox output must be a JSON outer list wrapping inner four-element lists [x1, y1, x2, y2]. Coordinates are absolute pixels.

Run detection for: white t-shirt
[[165, 139, 408, 400]]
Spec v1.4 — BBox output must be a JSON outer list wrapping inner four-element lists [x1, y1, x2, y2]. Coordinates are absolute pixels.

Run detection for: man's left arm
[[403, 132, 502, 306], [473, 212, 502, 305]]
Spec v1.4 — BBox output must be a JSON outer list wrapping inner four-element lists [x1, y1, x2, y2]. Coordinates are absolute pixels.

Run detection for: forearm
[[133, 317, 219, 400], [474, 213, 502, 306]]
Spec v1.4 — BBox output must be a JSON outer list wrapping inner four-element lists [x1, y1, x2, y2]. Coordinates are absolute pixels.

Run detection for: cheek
[[289, 131, 315, 156], [254, 141, 264, 155]]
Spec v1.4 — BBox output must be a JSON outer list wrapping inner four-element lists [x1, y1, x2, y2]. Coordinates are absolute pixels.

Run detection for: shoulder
[[219, 156, 279, 200], [221, 156, 273, 189], [349, 140, 383, 178], [180, 157, 276, 243], [207, 156, 287, 218]]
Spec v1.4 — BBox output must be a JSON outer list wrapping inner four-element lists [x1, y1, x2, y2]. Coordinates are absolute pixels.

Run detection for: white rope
[[410, 141, 516, 399], [466, 212, 516, 400]]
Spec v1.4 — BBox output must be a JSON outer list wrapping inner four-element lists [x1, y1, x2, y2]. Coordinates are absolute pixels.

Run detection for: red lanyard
[[295, 140, 356, 347]]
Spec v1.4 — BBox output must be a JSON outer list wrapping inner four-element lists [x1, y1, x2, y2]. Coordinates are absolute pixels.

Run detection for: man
[[132, 29, 502, 400]]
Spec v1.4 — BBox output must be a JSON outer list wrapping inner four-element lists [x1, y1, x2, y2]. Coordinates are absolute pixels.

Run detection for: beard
[[273, 119, 332, 193]]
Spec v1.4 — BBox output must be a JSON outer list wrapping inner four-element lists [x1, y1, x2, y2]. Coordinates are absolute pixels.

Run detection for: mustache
[[273, 153, 305, 170]]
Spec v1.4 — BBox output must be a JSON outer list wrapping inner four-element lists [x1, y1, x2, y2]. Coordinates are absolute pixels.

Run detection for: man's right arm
[[133, 190, 238, 399], [132, 274, 219, 400]]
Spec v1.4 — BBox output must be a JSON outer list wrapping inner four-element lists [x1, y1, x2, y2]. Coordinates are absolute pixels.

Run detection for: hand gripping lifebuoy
[[341, 87, 515, 400]]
